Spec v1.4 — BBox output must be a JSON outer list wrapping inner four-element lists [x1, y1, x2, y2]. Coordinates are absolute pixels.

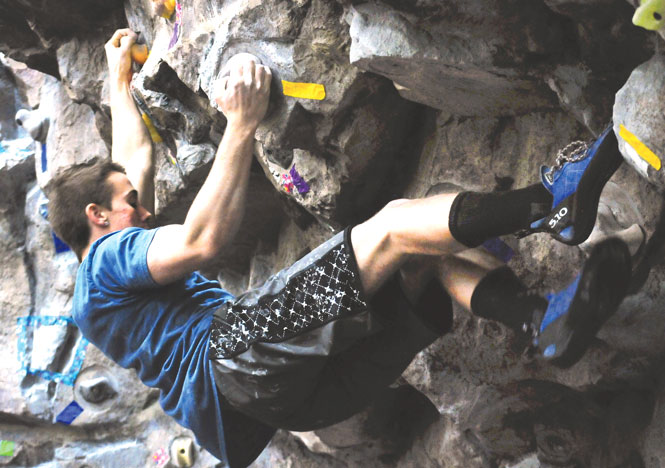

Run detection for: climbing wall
[[2, 0, 665, 466]]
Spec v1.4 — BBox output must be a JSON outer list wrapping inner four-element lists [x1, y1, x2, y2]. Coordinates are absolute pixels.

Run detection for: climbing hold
[[56, 401, 84, 425], [619, 124, 661, 171], [169, 436, 195, 467], [153, 447, 170, 466], [633, 0, 665, 31], [152, 0, 176, 19], [281, 172, 294, 193], [220, 53, 263, 78], [281, 80, 326, 100], [15, 109, 49, 143], [78, 376, 117, 404], [130, 43, 149, 65], [0, 440, 14, 457]]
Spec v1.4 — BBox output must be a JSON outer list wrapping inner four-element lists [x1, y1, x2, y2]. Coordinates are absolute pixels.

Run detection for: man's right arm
[[146, 59, 271, 285], [105, 29, 155, 214]]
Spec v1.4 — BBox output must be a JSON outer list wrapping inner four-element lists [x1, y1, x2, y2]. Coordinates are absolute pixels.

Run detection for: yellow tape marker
[[281, 80, 326, 100], [619, 124, 661, 171], [141, 113, 163, 143]]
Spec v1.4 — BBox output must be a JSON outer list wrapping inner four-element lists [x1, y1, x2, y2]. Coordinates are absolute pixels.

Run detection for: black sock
[[449, 184, 552, 248], [470, 266, 546, 332]]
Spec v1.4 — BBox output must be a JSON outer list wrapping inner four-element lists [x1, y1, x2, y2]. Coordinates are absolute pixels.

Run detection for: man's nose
[[140, 206, 153, 223]]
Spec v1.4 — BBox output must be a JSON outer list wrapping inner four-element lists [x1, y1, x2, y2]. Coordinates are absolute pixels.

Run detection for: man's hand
[[105, 29, 138, 88], [213, 58, 272, 133]]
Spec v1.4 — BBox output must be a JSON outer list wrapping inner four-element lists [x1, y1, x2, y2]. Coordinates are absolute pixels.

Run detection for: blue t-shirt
[[72, 227, 233, 462]]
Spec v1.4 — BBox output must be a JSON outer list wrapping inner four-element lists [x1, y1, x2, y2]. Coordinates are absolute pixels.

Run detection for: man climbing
[[48, 29, 632, 467]]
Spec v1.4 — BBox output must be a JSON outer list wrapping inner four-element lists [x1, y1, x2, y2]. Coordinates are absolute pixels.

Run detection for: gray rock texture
[[1, 0, 665, 467]]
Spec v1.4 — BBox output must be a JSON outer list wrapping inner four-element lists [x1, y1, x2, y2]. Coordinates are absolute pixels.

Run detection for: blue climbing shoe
[[526, 124, 623, 245], [532, 238, 631, 368]]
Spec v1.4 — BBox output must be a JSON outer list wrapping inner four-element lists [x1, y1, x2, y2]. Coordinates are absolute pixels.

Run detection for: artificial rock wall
[[2, 0, 665, 467]]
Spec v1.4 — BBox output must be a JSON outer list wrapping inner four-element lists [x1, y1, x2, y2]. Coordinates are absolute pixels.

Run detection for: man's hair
[[48, 160, 126, 260]]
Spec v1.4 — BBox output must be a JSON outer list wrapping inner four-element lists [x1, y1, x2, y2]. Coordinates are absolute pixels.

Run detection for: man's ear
[[85, 203, 109, 227]]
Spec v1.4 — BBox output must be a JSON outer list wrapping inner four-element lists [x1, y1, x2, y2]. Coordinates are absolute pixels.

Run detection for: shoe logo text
[[548, 207, 568, 229]]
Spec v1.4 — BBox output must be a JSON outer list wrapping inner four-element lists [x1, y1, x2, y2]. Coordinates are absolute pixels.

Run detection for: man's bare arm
[[146, 59, 271, 285], [105, 29, 155, 214]]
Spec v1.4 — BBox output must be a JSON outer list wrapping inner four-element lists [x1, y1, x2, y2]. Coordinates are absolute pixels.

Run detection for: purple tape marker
[[482, 237, 515, 263], [289, 165, 310, 194]]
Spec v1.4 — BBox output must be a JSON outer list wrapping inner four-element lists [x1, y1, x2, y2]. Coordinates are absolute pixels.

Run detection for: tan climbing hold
[[169, 436, 195, 467], [220, 53, 262, 78]]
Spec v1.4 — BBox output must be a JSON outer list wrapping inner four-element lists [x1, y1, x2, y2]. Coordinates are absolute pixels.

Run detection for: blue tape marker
[[51, 231, 71, 254], [56, 401, 83, 425], [482, 237, 515, 263], [16, 316, 89, 386], [39, 201, 48, 220], [41, 143, 47, 173]]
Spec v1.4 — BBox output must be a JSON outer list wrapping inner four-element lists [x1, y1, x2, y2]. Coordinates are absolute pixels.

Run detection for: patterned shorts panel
[[210, 230, 368, 360]]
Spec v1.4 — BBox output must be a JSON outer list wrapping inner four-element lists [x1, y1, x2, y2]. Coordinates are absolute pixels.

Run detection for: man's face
[[105, 171, 152, 231]]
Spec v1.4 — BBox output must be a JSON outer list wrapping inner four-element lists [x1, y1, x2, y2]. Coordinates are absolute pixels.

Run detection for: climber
[[47, 28, 632, 467]]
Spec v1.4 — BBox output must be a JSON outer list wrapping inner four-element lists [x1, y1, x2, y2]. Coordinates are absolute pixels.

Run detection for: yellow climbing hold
[[633, 0, 665, 31], [619, 124, 661, 171], [152, 0, 176, 18], [141, 113, 163, 143], [281, 80, 326, 100]]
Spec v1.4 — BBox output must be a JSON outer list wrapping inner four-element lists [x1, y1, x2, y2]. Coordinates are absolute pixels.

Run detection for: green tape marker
[[0, 440, 15, 457]]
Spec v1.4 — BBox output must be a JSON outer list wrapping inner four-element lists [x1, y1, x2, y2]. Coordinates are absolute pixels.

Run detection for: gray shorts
[[209, 228, 452, 430]]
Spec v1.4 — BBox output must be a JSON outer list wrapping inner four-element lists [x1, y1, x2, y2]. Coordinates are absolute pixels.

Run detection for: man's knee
[[355, 198, 412, 252], [383, 198, 411, 210]]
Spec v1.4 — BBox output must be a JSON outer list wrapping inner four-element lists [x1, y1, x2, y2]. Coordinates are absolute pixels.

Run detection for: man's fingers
[[119, 33, 137, 51], [243, 60, 256, 87], [259, 66, 272, 91], [106, 28, 137, 49]]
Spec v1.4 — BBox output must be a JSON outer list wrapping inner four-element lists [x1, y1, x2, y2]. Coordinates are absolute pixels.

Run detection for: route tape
[[16, 316, 89, 386], [56, 401, 84, 425], [141, 113, 163, 143], [619, 124, 661, 171], [281, 80, 326, 100]]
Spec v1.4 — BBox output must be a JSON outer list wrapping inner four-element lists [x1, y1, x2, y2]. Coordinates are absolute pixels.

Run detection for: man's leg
[[434, 241, 631, 368], [350, 184, 552, 297]]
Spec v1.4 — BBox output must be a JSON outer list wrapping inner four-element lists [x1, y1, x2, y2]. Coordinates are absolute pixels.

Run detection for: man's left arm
[[105, 29, 155, 214]]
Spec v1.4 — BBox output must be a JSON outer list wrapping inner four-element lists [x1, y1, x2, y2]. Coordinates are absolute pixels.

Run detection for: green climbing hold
[[0, 440, 15, 457], [633, 0, 665, 31]]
